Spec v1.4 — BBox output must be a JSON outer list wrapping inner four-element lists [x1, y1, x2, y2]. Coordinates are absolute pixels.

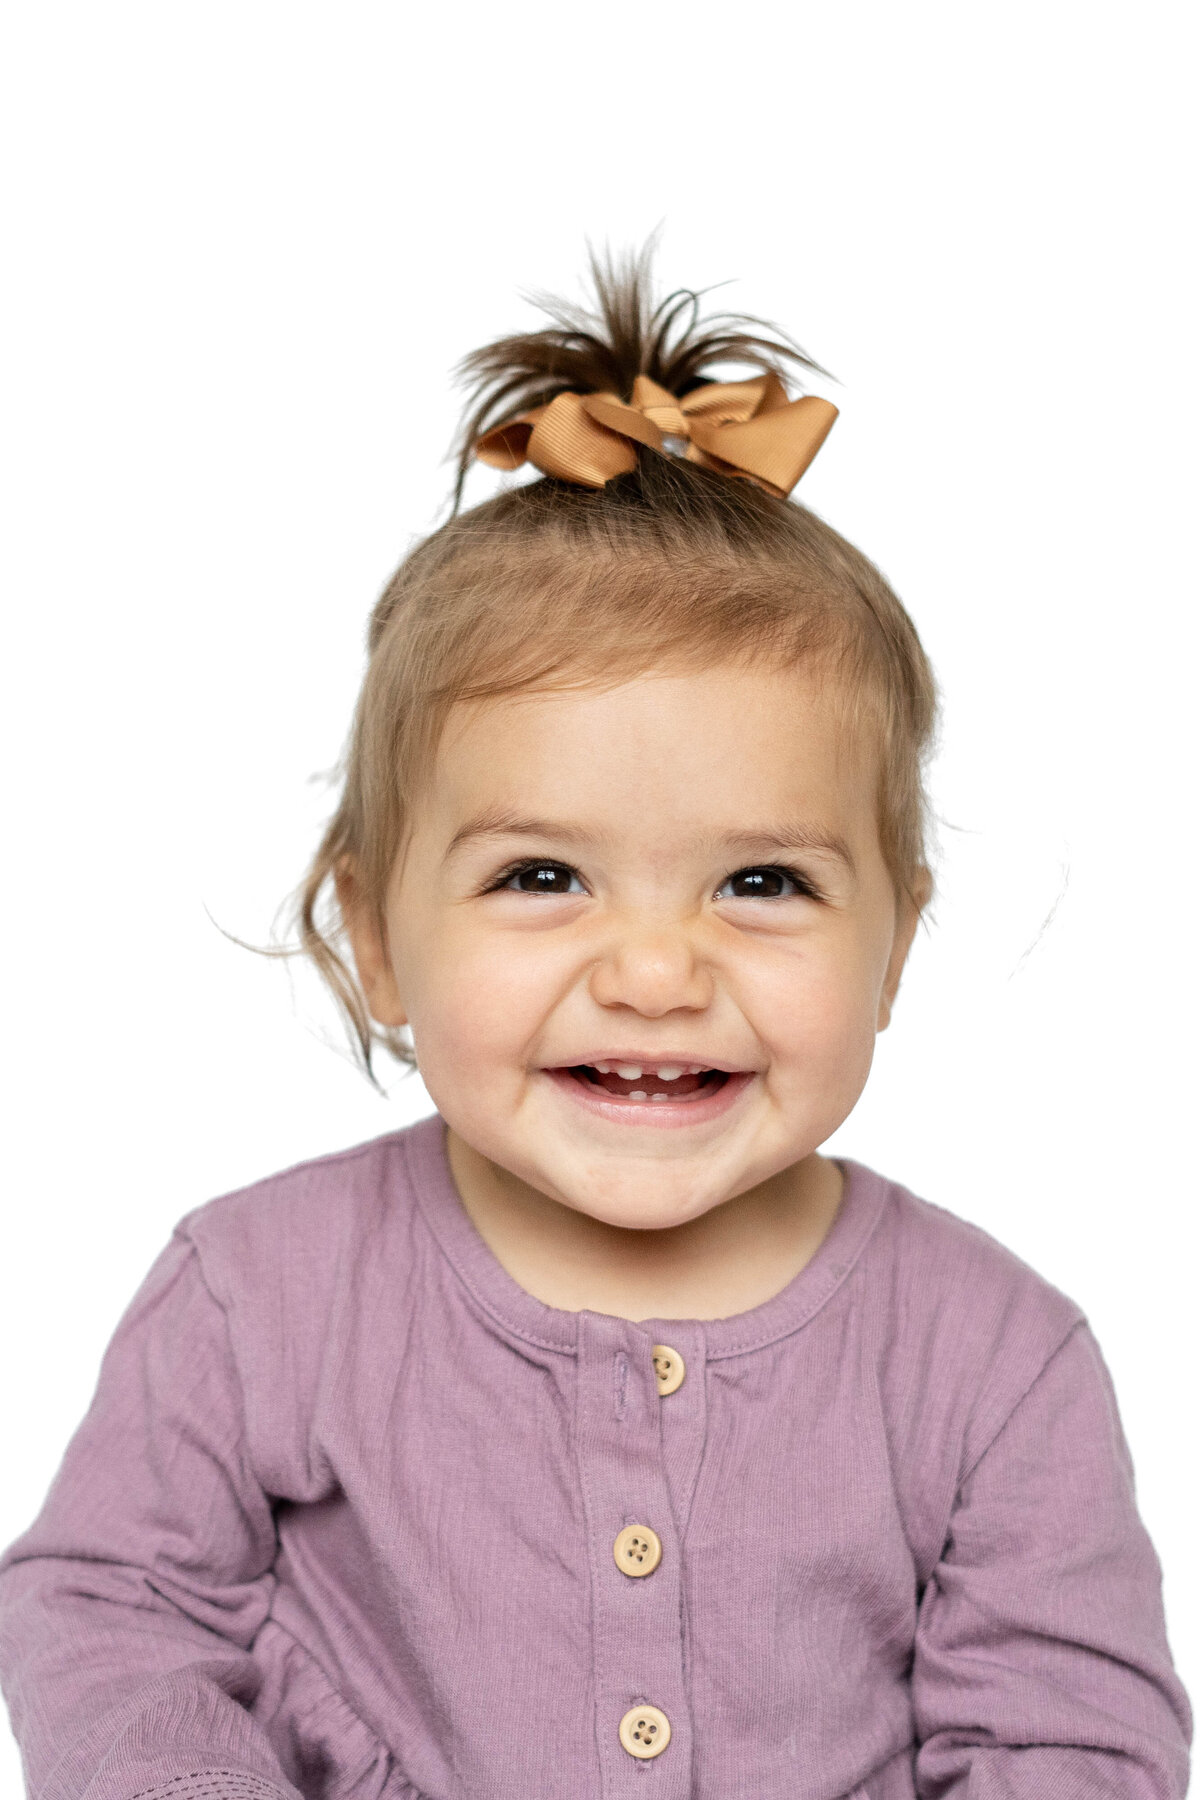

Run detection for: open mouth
[[560, 1062, 732, 1104], [543, 1059, 755, 1127]]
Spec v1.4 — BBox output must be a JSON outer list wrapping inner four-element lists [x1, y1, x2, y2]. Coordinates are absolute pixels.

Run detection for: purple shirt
[[0, 1113, 1190, 1799]]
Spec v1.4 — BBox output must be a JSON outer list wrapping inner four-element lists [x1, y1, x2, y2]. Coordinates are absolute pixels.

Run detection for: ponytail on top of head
[[285, 242, 940, 1083], [450, 241, 833, 509]]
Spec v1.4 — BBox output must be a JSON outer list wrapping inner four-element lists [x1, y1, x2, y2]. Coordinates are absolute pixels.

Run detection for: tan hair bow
[[474, 372, 838, 498]]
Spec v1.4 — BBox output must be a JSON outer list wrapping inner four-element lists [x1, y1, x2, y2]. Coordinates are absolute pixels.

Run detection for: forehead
[[423, 662, 879, 847]]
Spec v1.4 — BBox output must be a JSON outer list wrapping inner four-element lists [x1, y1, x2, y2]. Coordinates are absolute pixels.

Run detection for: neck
[[443, 1130, 844, 1322]]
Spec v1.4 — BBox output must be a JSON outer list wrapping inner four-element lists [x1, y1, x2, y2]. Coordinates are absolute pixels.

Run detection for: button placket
[[647, 1323, 708, 1546], [575, 1312, 696, 1798]]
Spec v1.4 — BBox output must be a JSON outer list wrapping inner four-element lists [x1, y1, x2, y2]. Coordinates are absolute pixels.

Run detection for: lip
[[544, 1054, 751, 1076], [541, 1066, 756, 1129]]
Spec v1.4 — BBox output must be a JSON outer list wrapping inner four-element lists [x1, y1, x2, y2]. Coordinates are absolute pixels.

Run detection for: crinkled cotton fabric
[[0, 1113, 1191, 1799]]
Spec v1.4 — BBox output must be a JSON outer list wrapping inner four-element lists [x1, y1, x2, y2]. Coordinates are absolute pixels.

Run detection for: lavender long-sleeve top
[[0, 1113, 1191, 1800]]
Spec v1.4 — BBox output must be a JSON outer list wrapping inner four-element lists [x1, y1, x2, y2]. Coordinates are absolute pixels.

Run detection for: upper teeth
[[594, 1061, 706, 1079]]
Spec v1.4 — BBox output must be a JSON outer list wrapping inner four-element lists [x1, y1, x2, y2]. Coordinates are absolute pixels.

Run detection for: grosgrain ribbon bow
[[474, 372, 838, 498]]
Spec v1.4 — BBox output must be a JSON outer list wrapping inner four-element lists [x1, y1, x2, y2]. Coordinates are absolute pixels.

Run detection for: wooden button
[[618, 1703, 671, 1759], [613, 1524, 662, 1577], [651, 1343, 685, 1395]]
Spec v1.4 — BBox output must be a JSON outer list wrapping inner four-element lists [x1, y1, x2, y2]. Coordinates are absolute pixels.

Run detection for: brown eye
[[503, 862, 584, 895], [717, 865, 811, 900]]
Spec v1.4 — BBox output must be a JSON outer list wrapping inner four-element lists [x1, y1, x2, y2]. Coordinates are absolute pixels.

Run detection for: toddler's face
[[348, 660, 923, 1230]]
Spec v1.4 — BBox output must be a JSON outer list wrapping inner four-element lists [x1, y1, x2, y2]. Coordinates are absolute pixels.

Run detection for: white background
[[2, 1, 1196, 1786]]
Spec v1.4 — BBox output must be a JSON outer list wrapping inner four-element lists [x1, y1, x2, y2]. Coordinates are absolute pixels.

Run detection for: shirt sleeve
[[0, 1230, 303, 1800], [911, 1319, 1192, 1798]]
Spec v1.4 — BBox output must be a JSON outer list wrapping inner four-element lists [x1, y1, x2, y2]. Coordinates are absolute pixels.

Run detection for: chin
[[563, 1172, 719, 1233]]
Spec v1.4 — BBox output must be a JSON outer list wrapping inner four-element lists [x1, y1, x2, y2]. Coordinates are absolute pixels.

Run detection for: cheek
[[744, 941, 884, 1063], [765, 987, 879, 1124], [400, 926, 551, 1079]]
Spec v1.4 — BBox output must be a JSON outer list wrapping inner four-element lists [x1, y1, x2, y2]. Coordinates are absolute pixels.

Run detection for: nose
[[587, 919, 715, 1016]]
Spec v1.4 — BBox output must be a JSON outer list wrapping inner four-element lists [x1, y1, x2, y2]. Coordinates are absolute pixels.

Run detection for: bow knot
[[474, 371, 837, 497]]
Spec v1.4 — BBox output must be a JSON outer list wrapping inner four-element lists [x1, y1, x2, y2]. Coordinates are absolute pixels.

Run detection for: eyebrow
[[444, 806, 856, 873]]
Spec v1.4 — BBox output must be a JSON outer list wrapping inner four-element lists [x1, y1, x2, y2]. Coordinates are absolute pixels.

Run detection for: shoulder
[[843, 1159, 1088, 1475], [853, 1160, 1086, 1342], [161, 1115, 446, 1493], [172, 1113, 442, 1305]]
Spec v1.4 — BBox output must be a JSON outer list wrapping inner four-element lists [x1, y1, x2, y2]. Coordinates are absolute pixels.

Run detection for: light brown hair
[[288, 248, 940, 1080]]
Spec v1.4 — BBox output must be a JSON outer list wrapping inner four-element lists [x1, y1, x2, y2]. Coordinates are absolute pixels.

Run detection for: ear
[[876, 867, 932, 1032], [334, 857, 408, 1029]]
